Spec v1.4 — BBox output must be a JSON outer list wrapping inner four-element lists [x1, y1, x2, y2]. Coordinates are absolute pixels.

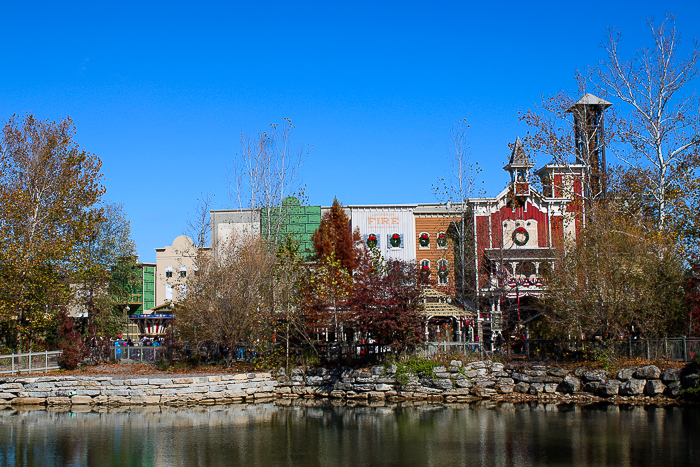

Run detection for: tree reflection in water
[[0, 401, 697, 466]]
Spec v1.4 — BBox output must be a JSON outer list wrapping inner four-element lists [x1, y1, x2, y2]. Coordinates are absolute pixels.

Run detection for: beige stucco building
[[154, 235, 200, 307]]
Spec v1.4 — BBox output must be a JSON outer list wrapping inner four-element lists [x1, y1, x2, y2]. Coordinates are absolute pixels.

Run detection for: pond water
[[0, 401, 698, 467]]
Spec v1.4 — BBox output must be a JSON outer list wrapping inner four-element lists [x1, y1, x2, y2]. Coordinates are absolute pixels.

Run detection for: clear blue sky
[[2, 1, 699, 263]]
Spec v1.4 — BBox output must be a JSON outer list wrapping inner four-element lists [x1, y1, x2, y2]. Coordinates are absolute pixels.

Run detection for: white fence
[[0, 350, 62, 375]]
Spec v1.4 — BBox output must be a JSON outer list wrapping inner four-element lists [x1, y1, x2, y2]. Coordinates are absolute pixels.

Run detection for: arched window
[[418, 232, 430, 249], [437, 259, 449, 285], [420, 259, 431, 278]]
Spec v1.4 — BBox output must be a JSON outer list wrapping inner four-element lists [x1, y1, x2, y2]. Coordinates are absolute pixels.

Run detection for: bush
[[56, 309, 86, 370]]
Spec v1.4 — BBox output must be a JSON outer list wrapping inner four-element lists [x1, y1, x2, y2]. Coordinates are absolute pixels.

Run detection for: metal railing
[[0, 350, 62, 375], [109, 345, 167, 363]]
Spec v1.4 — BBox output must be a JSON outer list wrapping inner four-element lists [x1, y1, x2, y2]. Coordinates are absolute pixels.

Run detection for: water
[[1, 401, 698, 467]]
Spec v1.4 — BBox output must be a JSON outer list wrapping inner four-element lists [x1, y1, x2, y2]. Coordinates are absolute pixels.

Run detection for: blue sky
[[2, 1, 699, 262]]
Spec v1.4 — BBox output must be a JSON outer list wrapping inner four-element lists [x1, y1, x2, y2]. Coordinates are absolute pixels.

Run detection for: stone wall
[[1, 360, 697, 407]]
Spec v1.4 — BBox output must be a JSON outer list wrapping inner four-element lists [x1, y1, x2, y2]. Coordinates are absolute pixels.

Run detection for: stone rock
[[573, 367, 586, 377], [432, 379, 454, 390], [544, 383, 558, 394], [353, 384, 375, 392], [448, 366, 461, 373], [433, 372, 451, 379], [305, 376, 324, 386], [514, 382, 530, 393], [491, 363, 505, 372], [598, 380, 620, 397], [529, 383, 545, 395], [560, 375, 581, 393], [681, 374, 700, 389], [497, 385, 514, 394], [529, 376, 546, 384], [617, 368, 636, 381], [450, 360, 463, 368], [432, 366, 446, 374], [11, 397, 45, 405], [497, 378, 515, 386], [665, 382, 681, 398], [511, 372, 530, 383], [374, 384, 393, 392], [660, 368, 682, 383], [292, 368, 304, 376], [547, 367, 568, 378], [583, 382, 601, 393], [645, 380, 666, 396], [475, 380, 495, 389], [582, 370, 607, 383], [544, 376, 563, 384], [532, 365, 547, 371], [71, 395, 93, 405], [634, 365, 661, 380], [619, 379, 646, 395], [371, 366, 384, 376], [455, 379, 473, 389], [449, 373, 465, 380], [465, 369, 487, 378], [472, 387, 497, 398]]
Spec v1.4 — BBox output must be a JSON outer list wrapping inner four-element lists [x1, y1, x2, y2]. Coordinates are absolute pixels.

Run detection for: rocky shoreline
[[1, 360, 698, 407]]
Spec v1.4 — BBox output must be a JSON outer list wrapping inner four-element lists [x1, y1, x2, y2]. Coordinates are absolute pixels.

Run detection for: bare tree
[[592, 16, 700, 231], [229, 118, 309, 250], [433, 119, 483, 311]]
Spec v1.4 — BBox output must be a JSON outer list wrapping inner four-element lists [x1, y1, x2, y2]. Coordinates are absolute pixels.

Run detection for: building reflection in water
[[0, 401, 697, 466]]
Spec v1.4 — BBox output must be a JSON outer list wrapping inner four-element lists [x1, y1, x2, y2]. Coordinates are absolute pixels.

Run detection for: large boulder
[[645, 380, 666, 396], [582, 369, 608, 383], [584, 381, 602, 393], [681, 374, 700, 389], [619, 379, 646, 395], [665, 382, 681, 398], [548, 367, 568, 378], [598, 380, 620, 397], [560, 375, 582, 393], [660, 368, 682, 383], [634, 365, 661, 380], [432, 379, 454, 390], [529, 383, 545, 395], [616, 368, 636, 381], [514, 382, 530, 393]]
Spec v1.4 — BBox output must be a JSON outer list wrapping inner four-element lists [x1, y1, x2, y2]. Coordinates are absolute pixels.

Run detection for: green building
[[260, 196, 321, 259]]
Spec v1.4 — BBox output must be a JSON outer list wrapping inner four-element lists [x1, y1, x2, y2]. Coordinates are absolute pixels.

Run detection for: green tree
[[0, 115, 105, 349]]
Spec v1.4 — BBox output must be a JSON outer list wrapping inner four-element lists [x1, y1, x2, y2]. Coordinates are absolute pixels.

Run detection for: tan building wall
[[154, 235, 198, 307], [414, 213, 461, 289]]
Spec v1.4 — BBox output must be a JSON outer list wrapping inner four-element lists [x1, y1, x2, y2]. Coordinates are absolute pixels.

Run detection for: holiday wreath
[[367, 234, 378, 248], [437, 232, 448, 247], [390, 233, 402, 248], [512, 227, 529, 246], [419, 233, 430, 247]]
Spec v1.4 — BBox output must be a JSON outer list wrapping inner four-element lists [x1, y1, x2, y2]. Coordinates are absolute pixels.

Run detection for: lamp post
[[125, 305, 131, 341]]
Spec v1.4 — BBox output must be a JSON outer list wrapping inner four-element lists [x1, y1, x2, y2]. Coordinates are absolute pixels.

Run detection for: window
[[437, 232, 448, 249], [165, 266, 173, 278], [418, 232, 430, 249], [437, 259, 449, 285], [420, 260, 431, 278], [365, 233, 379, 249], [388, 232, 403, 249], [165, 284, 172, 300], [179, 266, 187, 278]]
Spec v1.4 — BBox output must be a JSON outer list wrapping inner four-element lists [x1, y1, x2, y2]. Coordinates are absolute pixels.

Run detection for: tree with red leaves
[[350, 253, 425, 354], [312, 198, 362, 273]]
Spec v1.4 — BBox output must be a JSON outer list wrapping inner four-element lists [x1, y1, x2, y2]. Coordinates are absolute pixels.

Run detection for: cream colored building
[[154, 235, 200, 307]]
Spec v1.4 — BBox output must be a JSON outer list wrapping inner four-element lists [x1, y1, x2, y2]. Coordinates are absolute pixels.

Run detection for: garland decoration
[[390, 233, 402, 248], [437, 232, 448, 248], [419, 233, 430, 247], [512, 227, 529, 246], [438, 264, 449, 279], [367, 234, 378, 249]]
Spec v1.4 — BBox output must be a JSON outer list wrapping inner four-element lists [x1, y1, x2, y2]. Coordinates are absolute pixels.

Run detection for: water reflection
[[0, 401, 698, 466]]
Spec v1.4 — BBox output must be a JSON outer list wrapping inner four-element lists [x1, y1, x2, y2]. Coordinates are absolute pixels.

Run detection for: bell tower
[[566, 93, 612, 199], [503, 137, 534, 198]]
